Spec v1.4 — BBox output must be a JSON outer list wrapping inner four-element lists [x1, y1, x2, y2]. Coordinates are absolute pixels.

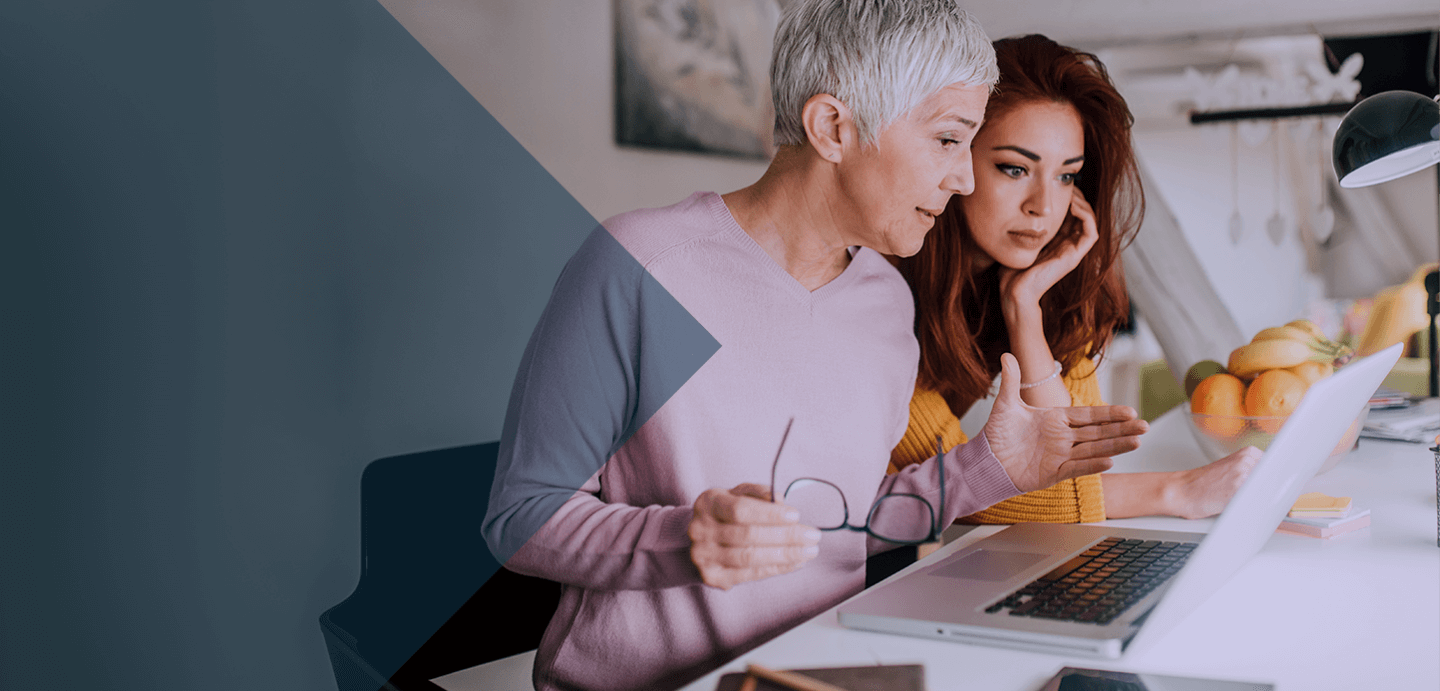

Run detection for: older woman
[[483, 4, 1147, 690]]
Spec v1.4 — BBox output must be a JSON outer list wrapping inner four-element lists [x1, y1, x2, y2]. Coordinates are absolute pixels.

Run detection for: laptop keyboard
[[984, 537, 1196, 625]]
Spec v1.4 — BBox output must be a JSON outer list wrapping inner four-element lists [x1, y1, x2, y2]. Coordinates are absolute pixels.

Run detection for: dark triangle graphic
[[0, 0, 719, 688], [320, 2, 720, 689]]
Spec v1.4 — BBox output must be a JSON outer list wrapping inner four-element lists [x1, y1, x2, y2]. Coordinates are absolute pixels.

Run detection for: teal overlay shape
[[0, 0, 718, 689]]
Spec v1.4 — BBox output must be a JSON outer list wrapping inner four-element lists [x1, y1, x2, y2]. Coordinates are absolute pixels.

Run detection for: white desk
[[679, 407, 1440, 691], [435, 407, 1440, 690]]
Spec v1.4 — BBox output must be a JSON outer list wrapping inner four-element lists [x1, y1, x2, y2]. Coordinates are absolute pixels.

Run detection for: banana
[[1356, 262, 1438, 356], [1253, 325, 1322, 345], [1284, 319, 1329, 342], [1253, 320, 1351, 364], [1269, 320, 1352, 355], [1228, 338, 1335, 378]]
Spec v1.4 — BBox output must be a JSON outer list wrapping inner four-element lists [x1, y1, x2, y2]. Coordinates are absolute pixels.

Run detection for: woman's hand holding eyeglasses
[[688, 483, 822, 590], [983, 353, 1148, 493]]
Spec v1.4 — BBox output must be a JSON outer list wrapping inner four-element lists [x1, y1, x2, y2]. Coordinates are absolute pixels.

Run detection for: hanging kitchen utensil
[[1266, 121, 1286, 245], [1228, 121, 1243, 245], [1312, 119, 1335, 245]]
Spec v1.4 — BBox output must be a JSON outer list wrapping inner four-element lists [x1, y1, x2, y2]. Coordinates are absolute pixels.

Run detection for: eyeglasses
[[769, 418, 944, 545]]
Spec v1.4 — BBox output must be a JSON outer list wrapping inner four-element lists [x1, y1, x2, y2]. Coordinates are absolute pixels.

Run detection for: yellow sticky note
[[1290, 492, 1352, 514]]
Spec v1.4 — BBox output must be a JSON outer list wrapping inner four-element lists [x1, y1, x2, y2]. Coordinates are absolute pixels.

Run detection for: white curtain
[[1122, 163, 1248, 386], [1317, 166, 1438, 299]]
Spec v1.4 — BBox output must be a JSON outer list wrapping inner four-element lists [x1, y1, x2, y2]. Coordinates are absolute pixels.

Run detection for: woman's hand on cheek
[[999, 187, 1100, 311]]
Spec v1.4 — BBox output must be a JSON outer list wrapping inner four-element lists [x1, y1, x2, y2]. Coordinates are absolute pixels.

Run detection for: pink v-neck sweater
[[484, 192, 1019, 690]]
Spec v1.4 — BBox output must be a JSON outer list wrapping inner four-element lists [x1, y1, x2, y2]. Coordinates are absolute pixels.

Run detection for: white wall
[[1133, 124, 1323, 338], [376, 0, 771, 222]]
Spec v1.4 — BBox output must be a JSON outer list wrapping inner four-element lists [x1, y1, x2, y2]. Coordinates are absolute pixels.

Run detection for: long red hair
[[899, 34, 1143, 414]]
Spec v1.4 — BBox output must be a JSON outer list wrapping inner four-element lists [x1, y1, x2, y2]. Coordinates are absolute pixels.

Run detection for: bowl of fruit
[[1184, 319, 1365, 475]]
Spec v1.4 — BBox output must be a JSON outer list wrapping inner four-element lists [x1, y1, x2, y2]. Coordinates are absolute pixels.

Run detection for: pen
[[742, 664, 848, 691]]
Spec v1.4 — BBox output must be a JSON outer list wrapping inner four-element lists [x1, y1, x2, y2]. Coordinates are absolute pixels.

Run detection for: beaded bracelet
[[1018, 360, 1063, 389]]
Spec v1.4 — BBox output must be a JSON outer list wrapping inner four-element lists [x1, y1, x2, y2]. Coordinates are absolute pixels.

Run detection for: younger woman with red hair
[[890, 35, 1258, 522]]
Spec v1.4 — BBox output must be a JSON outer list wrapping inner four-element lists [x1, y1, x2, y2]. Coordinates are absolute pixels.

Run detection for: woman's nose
[[1022, 184, 1052, 217], [943, 151, 975, 196]]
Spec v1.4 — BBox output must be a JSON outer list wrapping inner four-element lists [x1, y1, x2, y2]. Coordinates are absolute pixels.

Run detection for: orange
[[1286, 360, 1333, 386], [1245, 369, 1308, 432], [1191, 373, 1247, 438]]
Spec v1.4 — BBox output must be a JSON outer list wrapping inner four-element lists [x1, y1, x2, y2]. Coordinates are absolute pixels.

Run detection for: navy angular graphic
[[0, 0, 721, 687], [319, 2, 720, 690]]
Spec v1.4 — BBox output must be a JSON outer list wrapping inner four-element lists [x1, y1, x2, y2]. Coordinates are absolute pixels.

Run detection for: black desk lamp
[[1332, 90, 1440, 397]]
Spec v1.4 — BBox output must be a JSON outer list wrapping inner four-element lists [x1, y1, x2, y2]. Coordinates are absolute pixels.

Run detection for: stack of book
[[1276, 492, 1370, 539], [1368, 386, 1410, 410], [1361, 397, 1440, 443]]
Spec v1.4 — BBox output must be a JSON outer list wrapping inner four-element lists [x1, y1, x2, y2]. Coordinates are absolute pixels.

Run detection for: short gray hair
[[770, 0, 998, 148]]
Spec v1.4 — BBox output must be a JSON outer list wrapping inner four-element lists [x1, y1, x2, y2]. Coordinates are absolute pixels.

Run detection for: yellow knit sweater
[[889, 357, 1107, 524]]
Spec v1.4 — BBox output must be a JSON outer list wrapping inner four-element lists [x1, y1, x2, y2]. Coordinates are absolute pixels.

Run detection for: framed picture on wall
[[613, 0, 783, 159]]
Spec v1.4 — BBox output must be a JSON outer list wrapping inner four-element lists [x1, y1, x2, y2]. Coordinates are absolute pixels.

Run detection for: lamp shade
[[1332, 90, 1440, 188]]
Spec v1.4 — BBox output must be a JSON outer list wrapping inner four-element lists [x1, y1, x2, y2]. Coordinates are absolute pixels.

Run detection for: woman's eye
[[997, 163, 1024, 178], [1059, 172, 1078, 184], [940, 137, 960, 147]]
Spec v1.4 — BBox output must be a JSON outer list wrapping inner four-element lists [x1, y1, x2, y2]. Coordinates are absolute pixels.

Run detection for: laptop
[[837, 343, 1403, 658]]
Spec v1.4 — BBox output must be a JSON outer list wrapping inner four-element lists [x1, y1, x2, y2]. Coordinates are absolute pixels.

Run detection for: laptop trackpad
[[932, 549, 1047, 581]]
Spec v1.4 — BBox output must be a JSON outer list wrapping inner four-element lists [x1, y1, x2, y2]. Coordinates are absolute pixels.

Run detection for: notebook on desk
[[837, 343, 1402, 658], [714, 665, 923, 691]]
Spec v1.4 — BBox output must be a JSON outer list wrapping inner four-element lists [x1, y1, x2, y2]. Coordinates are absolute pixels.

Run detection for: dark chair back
[[319, 442, 560, 691]]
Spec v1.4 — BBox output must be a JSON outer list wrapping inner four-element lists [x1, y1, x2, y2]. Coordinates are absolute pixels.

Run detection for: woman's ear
[[801, 93, 854, 163]]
